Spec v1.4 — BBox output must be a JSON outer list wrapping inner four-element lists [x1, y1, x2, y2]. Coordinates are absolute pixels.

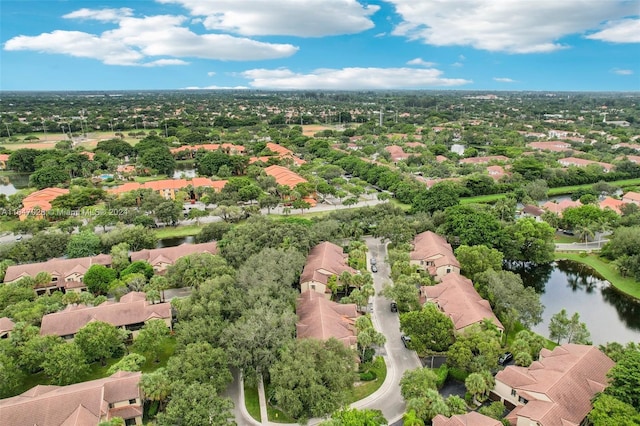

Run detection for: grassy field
[[347, 356, 387, 403], [154, 224, 202, 239], [554, 252, 640, 299], [0, 131, 146, 150], [243, 384, 296, 423], [460, 193, 507, 204]]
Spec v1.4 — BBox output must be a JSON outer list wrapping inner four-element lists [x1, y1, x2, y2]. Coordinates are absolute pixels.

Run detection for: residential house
[[264, 164, 316, 206], [130, 241, 218, 274], [0, 153, 9, 170], [493, 344, 614, 426], [170, 143, 245, 158], [420, 273, 504, 333], [409, 231, 460, 280], [558, 157, 614, 173], [433, 412, 502, 426], [622, 191, 640, 206], [520, 205, 545, 222], [541, 199, 582, 217], [487, 165, 508, 181], [0, 317, 15, 339], [599, 196, 626, 214], [296, 290, 358, 349], [435, 155, 448, 163], [108, 178, 227, 200], [612, 142, 640, 151], [527, 141, 572, 152], [19, 187, 70, 220], [385, 145, 410, 163], [459, 155, 509, 165], [624, 155, 640, 164], [3, 254, 113, 294], [299, 242, 356, 297], [0, 371, 143, 426], [265, 142, 306, 165], [40, 292, 172, 339]]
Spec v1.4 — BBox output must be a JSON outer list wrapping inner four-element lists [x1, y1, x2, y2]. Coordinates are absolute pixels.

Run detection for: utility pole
[[4, 122, 11, 138]]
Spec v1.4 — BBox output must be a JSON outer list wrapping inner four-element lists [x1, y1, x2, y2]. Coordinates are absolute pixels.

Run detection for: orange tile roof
[[528, 141, 572, 152], [40, 292, 171, 337], [420, 273, 503, 331], [266, 142, 293, 156], [542, 200, 582, 216], [264, 165, 307, 188], [0, 371, 142, 426], [622, 191, 640, 203], [296, 290, 358, 347], [130, 242, 218, 267], [0, 317, 15, 334], [558, 157, 614, 172], [410, 231, 460, 268], [4, 254, 112, 285], [495, 344, 614, 426], [21, 188, 70, 212], [300, 242, 356, 287], [385, 145, 410, 162], [599, 196, 625, 214], [433, 412, 501, 426], [460, 155, 509, 164], [108, 179, 227, 195], [0, 154, 11, 161], [170, 143, 245, 154]]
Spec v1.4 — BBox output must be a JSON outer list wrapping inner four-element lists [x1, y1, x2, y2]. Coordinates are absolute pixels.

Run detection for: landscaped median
[[554, 252, 640, 300], [243, 357, 387, 423]]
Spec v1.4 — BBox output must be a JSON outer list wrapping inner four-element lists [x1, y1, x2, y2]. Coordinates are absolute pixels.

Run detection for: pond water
[[0, 173, 30, 196], [173, 168, 197, 179], [157, 235, 195, 248], [510, 261, 640, 345]]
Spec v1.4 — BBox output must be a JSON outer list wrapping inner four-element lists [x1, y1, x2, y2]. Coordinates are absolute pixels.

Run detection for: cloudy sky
[[1, 0, 639, 91]]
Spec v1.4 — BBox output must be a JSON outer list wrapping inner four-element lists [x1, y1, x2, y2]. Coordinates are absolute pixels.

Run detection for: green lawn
[[347, 356, 387, 403], [547, 178, 640, 196], [554, 234, 580, 244], [460, 193, 507, 204], [554, 252, 640, 299], [243, 385, 262, 422], [153, 224, 203, 239], [134, 175, 169, 183]]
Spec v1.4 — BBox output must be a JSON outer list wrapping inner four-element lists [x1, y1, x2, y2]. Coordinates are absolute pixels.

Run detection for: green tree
[[107, 353, 146, 375], [321, 408, 387, 426], [140, 147, 176, 175], [269, 338, 358, 421], [42, 342, 90, 385], [132, 319, 170, 362], [605, 348, 640, 408], [406, 388, 450, 422], [83, 264, 117, 295], [187, 208, 209, 224], [120, 260, 154, 280], [355, 316, 386, 361], [66, 231, 102, 258], [454, 245, 503, 279], [465, 371, 494, 403], [155, 200, 182, 225], [0, 351, 24, 397], [381, 279, 422, 313], [140, 368, 172, 412], [548, 308, 570, 344], [441, 204, 503, 247], [399, 304, 455, 353], [8, 148, 40, 172], [402, 410, 425, 426], [166, 253, 234, 289], [156, 382, 236, 426], [501, 218, 555, 264], [29, 166, 69, 189], [74, 321, 128, 365], [110, 242, 131, 273], [413, 181, 460, 214], [479, 401, 508, 421], [400, 367, 438, 400], [548, 309, 591, 344], [446, 324, 502, 373], [166, 342, 232, 391], [588, 394, 640, 425], [18, 334, 64, 373]]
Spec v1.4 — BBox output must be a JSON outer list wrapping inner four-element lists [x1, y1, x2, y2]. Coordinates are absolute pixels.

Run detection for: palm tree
[[139, 369, 172, 411], [402, 410, 424, 426]]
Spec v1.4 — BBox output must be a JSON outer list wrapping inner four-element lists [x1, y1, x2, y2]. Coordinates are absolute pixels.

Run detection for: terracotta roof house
[[487, 165, 508, 181], [459, 155, 509, 165], [20, 187, 70, 221], [622, 191, 640, 206], [265, 142, 306, 165], [170, 143, 245, 157], [264, 165, 316, 206], [0, 317, 15, 339], [493, 344, 614, 426], [520, 205, 545, 221], [612, 142, 640, 151], [435, 155, 448, 163], [300, 242, 357, 297], [433, 412, 502, 426], [624, 155, 640, 164], [541, 199, 582, 217], [405, 142, 426, 148], [599, 196, 626, 214], [130, 242, 218, 274], [108, 178, 227, 199], [296, 290, 358, 348], [3, 254, 112, 294], [558, 157, 614, 173], [527, 141, 572, 152], [420, 273, 504, 333], [385, 145, 410, 163], [40, 292, 171, 339], [410, 231, 460, 280], [0, 371, 143, 426], [0, 153, 10, 170]]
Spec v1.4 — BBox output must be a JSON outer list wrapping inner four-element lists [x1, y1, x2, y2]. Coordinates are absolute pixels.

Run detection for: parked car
[[370, 257, 377, 265], [401, 334, 412, 348], [390, 302, 398, 312], [498, 352, 513, 365], [371, 264, 378, 273]]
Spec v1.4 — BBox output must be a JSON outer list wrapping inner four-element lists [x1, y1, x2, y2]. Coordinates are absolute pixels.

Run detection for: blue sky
[[1, 0, 639, 91]]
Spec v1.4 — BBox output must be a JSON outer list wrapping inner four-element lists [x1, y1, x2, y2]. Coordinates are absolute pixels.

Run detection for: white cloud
[[384, 0, 639, 53], [183, 85, 249, 90], [612, 69, 634, 75], [4, 12, 298, 65], [586, 19, 640, 43], [63, 7, 133, 22], [407, 58, 436, 67], [241, 67, 471, 89], [157, 0, 379, 37], [451, 62, 463, 68], [142, 59, 189, 67], [207, 71, 216, 77], [494, 77, 516, 83]]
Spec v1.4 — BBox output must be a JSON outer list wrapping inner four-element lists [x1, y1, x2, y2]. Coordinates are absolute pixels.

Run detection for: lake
[[157, 235, 195, 248], [0, 173, 30, 196], [511, 261, 640, 345]]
